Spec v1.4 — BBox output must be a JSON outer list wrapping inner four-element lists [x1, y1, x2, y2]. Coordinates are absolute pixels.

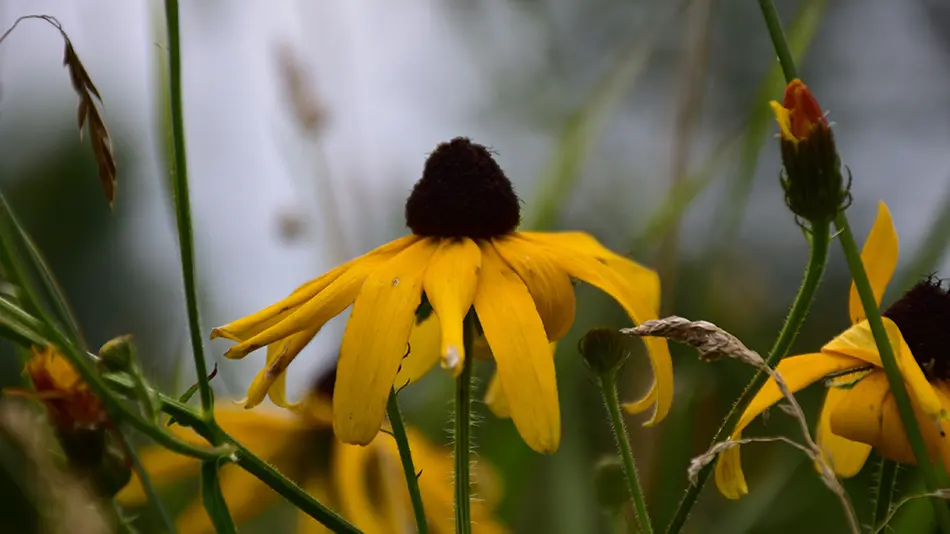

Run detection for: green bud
[[579, 328, 631, 377], [98, 335, 135, 372], [594, 455, 627, 510]]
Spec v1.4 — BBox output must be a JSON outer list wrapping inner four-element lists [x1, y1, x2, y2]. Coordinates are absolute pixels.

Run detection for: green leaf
[[200, 458, 237, 534]]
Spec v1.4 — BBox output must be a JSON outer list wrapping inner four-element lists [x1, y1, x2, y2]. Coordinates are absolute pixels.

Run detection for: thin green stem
[[835, 212, 950, 533], [387, 389, 429, 534], [872, 458, 899, 530], [666, 220, 830, 534], [455, 313, 475, 534], [163, 0, 214, 416], [757, 0, 798, 82], [122, 431, 177, 534], [229, 437, 361, 534], [601, 372, 654, 534]]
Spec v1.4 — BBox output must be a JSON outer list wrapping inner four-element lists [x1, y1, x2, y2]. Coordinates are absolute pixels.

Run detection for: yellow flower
[[715, 202, 950, 499], [117, 394, 508, 534], [213, 137, 671, 453], [7, 345, 106, 430]]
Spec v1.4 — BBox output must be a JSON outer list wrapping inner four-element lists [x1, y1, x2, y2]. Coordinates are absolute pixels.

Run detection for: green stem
[[455, 313, 475, 534], [757, 0, 798, 82], [601, 371, 654, 534], [666, 220, 830, 534], [230, 437, 361, 534], [387, 389, 429, 534], [835, 213, 950, 533], [122, 431, 177, 534], [872, 458, 899, 530], [163, 0, 214, 416]]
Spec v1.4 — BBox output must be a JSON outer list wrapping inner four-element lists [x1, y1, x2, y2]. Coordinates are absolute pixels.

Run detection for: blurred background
[[1, 0, 950, 532]]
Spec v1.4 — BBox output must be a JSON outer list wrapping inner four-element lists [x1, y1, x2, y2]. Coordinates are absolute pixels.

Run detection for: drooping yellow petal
[[332, 443, 389, 533], [334, 238, 437, 445], [176, 464, 278, 534], [520, 231, 660, 314], [296, 475, 335, 534], [824, 319, 945, 423], [212, 235, 418, 342], [877, 394, 918, 465], [817, 386, 872, 477], [224, 254, 386, 360], [830, 371, 890, 449], [521, 234, 671, 425], [622, 386, 657, 415], [302, 393, 334, 427], [474, 243, 560, 453], [423, 238, 481, 375], [484, 372, 511, 418], [244, 326, 320, 409], [493, 236, 575, 341], [484, 342, 557, 420], [393, 312, 443, 388], [848, 202, 898, 324], [714, 352, 865, 500]]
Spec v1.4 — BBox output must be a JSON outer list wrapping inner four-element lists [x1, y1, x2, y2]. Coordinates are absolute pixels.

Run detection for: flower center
[[882, 276, 950, 380], [405, 137, 521, 239]]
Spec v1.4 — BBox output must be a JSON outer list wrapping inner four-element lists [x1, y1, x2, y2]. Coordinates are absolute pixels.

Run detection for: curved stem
[[602, 372, 654, 534], [387, 389, 429, 534], [835, 213, 950, 533], [666, 220, 830, 533], [757, 0, 798, 82], [455, 313, 475, 534], [872, 458, 899, 530], [163, 0, 214, 417]]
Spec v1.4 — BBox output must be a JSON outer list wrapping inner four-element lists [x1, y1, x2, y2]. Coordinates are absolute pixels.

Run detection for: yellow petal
[[493, 236, 576, 341], [332, 443, 389, 533], [212, 235, 418, 342], [829, 371, 889, 450], [520, 234, 671, 425], [474, 242, 560, 453], [484, 342, 557, 420], [423, 238, 481, 375], [817, 386, 872, 477], [296, 475, 335, 534], [621, 386, 657, 415], [302, 394, 334, 427], [848, 202, 898, 324], [224, 254, 385, 360], [520, 231, 660, 313], [877, 393, 918, 464], [176, 464, 278, 533], [824, 319, 944, 422], [769, 100, 796, 142], [244, 326, 319, 409], [334, 238, 437, 445], [714, 352, 865, 500], [393, 312, 442, 388], [484, 371, 511, 418]]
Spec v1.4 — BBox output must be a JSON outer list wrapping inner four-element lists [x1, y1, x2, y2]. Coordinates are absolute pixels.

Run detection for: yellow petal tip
[[441, 346, 463, 376]]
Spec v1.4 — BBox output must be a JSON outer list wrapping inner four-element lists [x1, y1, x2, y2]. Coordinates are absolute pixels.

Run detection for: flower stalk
[[601, 371, 653, 534], [455, 312, 476, 534], [387, 389, 429, 534]]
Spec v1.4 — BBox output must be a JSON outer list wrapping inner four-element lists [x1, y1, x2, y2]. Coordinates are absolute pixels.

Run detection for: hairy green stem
[[666, 220, 830, 533], [872, 458, 899, 530], [455, 313, 475, 534], [387, 389, 429, 534], [757, 0, 799, 82], [835, 213, 950, 533], [601, 371, 654, 534], [163, 0, 214, 417]]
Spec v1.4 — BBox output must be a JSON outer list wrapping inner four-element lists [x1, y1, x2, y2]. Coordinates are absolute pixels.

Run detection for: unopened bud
[[98, 335, 135, 372], [771, 79, 850, 224], [594, 455, 627, 510], [579, 328, 631, 377]]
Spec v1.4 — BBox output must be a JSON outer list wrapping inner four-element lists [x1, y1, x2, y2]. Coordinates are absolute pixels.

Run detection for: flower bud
[[579, 328, 631, 378], [594, 455, 628, 510], [771, 79, 850, 224], [98, 334, 135, 372]]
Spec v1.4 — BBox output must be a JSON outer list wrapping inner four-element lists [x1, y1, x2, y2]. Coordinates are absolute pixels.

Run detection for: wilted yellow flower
[[213, 137, 671, 453], [118, 393, 508, 533], [10, 345, 106, 430], [716, 202, 950, 499]]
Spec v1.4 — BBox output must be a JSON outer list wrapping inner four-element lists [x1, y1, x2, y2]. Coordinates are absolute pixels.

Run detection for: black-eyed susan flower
[[771, 79, 849, 224], [213, 137, 671, 453], [715, 202, 950, 499], [117, 391, 508, 534]]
